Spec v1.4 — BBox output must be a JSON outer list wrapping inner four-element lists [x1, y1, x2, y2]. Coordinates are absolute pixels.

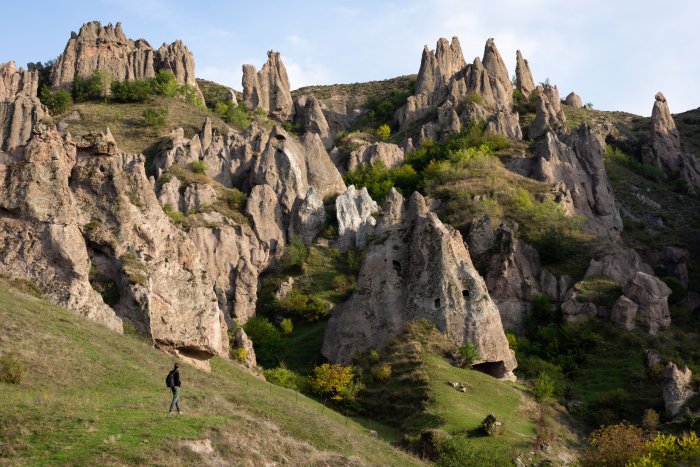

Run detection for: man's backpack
[[166, 370, 175, 388]]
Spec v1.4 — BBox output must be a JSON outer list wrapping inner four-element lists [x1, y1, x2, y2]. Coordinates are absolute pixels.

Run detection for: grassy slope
[[0, 281, 423, 466], [62, 96, 229, 156], [675, 107, 700, 156]]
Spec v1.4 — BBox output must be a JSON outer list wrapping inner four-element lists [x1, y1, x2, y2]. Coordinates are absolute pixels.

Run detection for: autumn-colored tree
[[580, 422, 649, 467], [310, 363, 363, 401]]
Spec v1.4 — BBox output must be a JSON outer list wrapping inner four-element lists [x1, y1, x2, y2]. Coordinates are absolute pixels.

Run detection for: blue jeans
[[169, 386, 180, 413]]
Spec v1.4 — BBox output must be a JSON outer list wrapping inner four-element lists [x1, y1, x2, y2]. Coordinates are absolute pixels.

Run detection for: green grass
[[280, 321, 326, 374], [0, 281, 423, 466], [60, 96, 229, 156]]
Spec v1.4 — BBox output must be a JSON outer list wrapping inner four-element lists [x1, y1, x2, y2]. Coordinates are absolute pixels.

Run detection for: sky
[[0, 0, 698, 116]]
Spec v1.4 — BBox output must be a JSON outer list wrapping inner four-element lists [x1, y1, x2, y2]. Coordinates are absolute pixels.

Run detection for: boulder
[[322, 190, 517, 380], [156, 176, 182, 212], [335, 185, 379, 251], [347, 142, 405, 172], [274, 277, 295, 300], [182, 183, 217, 213], [565, 92, 583, 109], [466, 215, 495, 258], [584, 248, 653, 284], [622, 272, 672, 334], [288, 186, 326, 244], [610, 295, 638, 331], [561, 289, 599, 322], [485, 107, 522, 140], [662, 362, 695, 417], [242, 51, 294, 120], [515, 50, 535, 98]]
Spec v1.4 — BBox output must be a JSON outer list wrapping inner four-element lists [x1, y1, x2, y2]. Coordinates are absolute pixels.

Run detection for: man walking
[[166, 363, 182, 415]]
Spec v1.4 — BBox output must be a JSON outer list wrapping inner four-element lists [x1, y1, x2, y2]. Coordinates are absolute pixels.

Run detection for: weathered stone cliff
[[0, 61, 47, 150], [242, 51, 294, 121]]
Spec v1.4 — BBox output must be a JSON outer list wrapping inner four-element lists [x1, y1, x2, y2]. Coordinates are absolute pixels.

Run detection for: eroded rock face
[[610, 295, 639, 331], [335, 185, 379, 251], [515, 50, 535, 98], [245, 184, 285, 259], [622, 272, 672, 335], [529, 85, 566, 139], [0, 61, 47, 150], [397, 37, 520, 140], [643, 92, 700, 192], [0, 127, 229, 367], [232, 328, 257, 368], [242, 51, 294, 120], [294, 95, 332, 149], [662, 363, 695, 417], [289, 186, 326, 244], [347, 142, 405, 172], [584, 248, 653, 284], [531, 127, 622, 238], [323, 190, 517, 380], [51, 21, 203, 100]]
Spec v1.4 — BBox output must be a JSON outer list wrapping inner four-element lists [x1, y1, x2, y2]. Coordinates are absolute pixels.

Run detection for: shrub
[[641, 408, 659, 431], [152, 70, 179, 97], [39, 85, 72, 115], [279, 318, 293, 335], [310, 363, 363, 401], [162, 203, 184, 223], [110, 79, 153, 102], [178, 83, 203, 108], [119, 252, 148, 286], [437, 433, 511, 467], [227, 188, 246, 211], [458, 342, 480, 367], [368, 349, 380, 364], [243, 316, 283, 367], [0, 353, 24, 385], [332, 274, 356, 296], [371, 364, 392, 382], [189, 160, 207, 174], [142, 107, 167, 130], [264, 364, 308, 392], [505, 331, 518, 351], [231, 347, 248, 363], [580, 423, 649, 467], [462, 93, 483, 106], [215, 102, 250, 130], [376, 123, 391, 142], [532, 371, 556, 402], [277, 289, 330, 322], [72, 69, 110, 101], [281, 236, 309, 272], [629, 432, 700, 466]]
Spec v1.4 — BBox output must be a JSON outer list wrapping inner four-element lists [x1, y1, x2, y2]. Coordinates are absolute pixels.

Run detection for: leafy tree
[[110, 79, 153, 102], [458, 342, 480, 367], [310, 363, 363, 401], [532, 371, 555, 401], [39, 85, 71, 115], [279, 318, 293, 335], [152, 70, 179, 97], [580, 423, 649, 467], [72, 69, 110, 102], [243, 316, 283, 367]]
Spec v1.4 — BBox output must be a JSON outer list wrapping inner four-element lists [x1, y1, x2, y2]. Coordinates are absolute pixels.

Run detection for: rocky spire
[[528, 84, 566, 139], [415, 36, 466, 96], [50, 21, 203, 101], [515, 50, 535, 98], [242, 51, 294, 121]]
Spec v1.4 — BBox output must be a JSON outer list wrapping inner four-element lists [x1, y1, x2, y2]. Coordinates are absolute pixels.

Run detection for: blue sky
[[1, 0, 698, 116]]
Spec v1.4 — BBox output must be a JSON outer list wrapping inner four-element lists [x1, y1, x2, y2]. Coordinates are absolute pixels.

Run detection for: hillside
[[0, 279, 422, 466]]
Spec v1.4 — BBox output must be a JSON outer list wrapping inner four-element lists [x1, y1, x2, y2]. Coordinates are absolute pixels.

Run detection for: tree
[[580, 423, 649, 467], [39, 85, 71, 115], [310, 363, 363, 401], [376, 123, 391, 142]]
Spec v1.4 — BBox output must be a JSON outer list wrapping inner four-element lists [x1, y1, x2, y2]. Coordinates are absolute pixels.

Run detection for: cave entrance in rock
[[472, 360, 507, 379]]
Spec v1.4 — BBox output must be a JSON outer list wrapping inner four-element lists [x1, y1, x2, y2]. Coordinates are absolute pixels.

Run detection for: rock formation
[[662, 363, 695, 417], [621, 272, 672, 335], [288, 186, 326, 244], [584, 248, 653, 284], [335, 185, 379, 251], [564, 92, 583, 109], [530, 126, 622, 238], [232, 328, 257, 368], [529, 84, 566, 139], [294, 95, 333, 149], [0, 61, 47, 150], [515, 50, 535, 98], [347, 142, 405, 172], [245, 184, 286, 259], [643, 92, 700, 192], [0, 126, 229, 367], [322, 190, 517, 380], [242, 51, 294, 120], [397, 37, 520, 141], [51, 21, 203, 101]]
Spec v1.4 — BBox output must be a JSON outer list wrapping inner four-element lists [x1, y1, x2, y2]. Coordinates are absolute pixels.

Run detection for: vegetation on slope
[[0, 280, 422, 466]]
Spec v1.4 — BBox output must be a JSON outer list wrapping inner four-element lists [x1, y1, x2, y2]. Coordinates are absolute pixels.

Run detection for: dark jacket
[[169, 369, 181, 387]]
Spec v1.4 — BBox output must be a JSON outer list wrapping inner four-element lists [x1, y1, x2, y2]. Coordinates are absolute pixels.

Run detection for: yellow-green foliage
[[231, 347, 248, 363], [189, 160, 207, 174], [376, 123, 391, 142], [629, 432, 700, 467], [310, 363, 363, 401], [573, 277, 623, 308], [0, 353, 24, 385], [580, 423, 649, 467], [263, 364, 308, 392], [279, 318, 293, 335], [370, 364, 392, 383]]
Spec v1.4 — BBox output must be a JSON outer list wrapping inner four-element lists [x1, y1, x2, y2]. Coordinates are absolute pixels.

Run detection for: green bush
[[39, 85, 72, 115], [227, 188, 246, 211], [163, 203, 184, 223], [215, 101, 251, 130], [580, 423, 649, 467], [110, 79, 153, 102], [281, 236, 309, 272], [277, 289, 330, 322], [243, 316, 283, 368], [230, 347, 248, 363], [458, 342, 480, 367], [0, 353, 24, 385], [72, 70, 110, 102], [142, 107, 167, 130], [532, 371, 556, 402], [376, 123, 391, 142], [152, 70, 179, 97], [264, 364, 308, 392], [279, 318, 293, 335], [178, 83, 203, 108], [310, 363, 363, 402], [437, 434, 511, 467], [371, 364, 392, 382], [189, 160, 207, 174]]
